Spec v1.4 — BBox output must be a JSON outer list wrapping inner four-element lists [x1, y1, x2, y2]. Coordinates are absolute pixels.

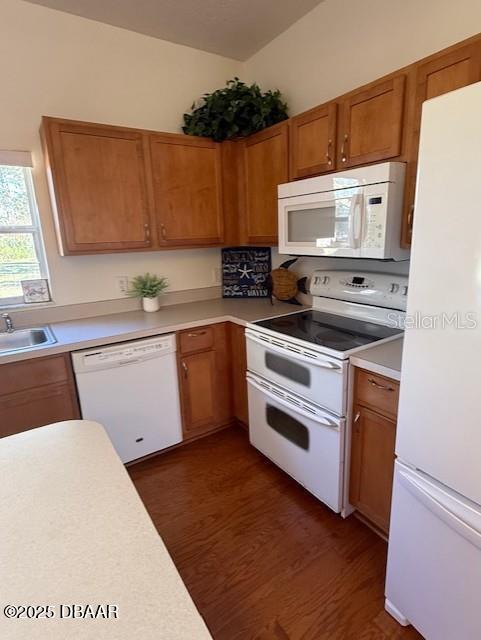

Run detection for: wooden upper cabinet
[[149, 134, 224, 247], [338, 75, 405, 168], [290, 103, 337, 179], [242, 121, 289, 245], [415, 42, 481, 112], [41, 117, 153, 255], [401, 42, 481, 246]]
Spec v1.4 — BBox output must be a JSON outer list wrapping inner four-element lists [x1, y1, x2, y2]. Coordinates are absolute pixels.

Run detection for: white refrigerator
[[385, 82, 481, 639]]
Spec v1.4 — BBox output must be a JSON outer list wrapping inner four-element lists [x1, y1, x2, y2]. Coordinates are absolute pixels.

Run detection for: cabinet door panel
[[230, 323, 248, 426], [179, 350, 217, 434], [243, 122, 289, 244], [43, 119, 152, 254], [349, 404, 396, 533], [401, 43, 481, 246], [290, 103, 337, 179], [150, 135, 223, 246], [340, 76, 405, 168], [0, 382, 80, 439]]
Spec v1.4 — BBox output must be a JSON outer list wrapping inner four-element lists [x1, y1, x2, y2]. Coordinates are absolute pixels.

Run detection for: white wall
[[0, 0, 241, 306], [245, 0, 481, 116]]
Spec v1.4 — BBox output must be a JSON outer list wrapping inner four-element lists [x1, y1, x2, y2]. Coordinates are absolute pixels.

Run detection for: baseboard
[[353, 511, 388, 542]]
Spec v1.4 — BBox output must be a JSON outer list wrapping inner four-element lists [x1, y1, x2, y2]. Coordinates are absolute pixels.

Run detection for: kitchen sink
[[0, 326, 57, 355]]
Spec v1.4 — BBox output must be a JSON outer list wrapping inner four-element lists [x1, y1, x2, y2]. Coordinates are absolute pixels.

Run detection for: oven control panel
[[310, 270, 409, 311]]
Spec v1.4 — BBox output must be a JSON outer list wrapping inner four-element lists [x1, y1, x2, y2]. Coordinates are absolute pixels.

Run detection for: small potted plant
[[129, 273, 168, 312]]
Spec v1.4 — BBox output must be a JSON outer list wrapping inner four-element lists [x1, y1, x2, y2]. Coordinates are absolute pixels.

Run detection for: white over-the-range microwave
[[278, 161, 409, 260]]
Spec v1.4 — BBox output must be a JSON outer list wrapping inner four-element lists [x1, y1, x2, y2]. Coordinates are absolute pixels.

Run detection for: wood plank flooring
[[129, 427, 422, 640]]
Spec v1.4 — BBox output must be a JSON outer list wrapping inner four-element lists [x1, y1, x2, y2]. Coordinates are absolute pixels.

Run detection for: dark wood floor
[[129, 427, 422, 640]]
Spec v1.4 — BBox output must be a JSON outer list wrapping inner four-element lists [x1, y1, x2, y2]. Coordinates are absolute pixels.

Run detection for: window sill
[[0, 300, 56, 312]]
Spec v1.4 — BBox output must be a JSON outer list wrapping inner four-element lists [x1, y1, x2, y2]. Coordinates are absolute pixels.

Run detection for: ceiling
[[25, 0, 325, 60]]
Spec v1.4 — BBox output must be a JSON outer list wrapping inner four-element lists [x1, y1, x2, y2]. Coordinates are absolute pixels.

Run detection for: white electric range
[[246, 269, 407, 513]]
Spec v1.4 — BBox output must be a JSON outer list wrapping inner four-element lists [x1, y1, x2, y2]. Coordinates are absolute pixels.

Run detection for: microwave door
[[279, 194, 362, 257]]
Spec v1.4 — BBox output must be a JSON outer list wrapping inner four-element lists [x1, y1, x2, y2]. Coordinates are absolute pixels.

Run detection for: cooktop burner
[[254, 310, 402, 353]]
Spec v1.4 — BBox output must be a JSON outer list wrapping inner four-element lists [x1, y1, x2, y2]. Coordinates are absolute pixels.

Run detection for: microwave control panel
[[363, 195, 386, 249]]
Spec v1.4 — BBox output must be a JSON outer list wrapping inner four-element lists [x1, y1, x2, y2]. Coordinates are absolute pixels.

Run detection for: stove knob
[[389, 283, 399, 294], [402, 285, 408, 296], [322, 275, 330, 285]]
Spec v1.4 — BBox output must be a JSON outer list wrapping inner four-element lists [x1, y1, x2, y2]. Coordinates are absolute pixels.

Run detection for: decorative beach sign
[[222, 247, 271, 298]]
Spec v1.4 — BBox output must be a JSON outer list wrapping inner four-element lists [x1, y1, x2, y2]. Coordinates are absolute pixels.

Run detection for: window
[[0, 152, 49, 305]]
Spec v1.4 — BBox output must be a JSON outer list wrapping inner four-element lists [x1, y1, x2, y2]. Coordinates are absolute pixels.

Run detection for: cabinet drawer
[[355, 369, 399, 418], [0, 354, 72, 397], [0, 382, 80, 438], [179, 326, 214, 354]]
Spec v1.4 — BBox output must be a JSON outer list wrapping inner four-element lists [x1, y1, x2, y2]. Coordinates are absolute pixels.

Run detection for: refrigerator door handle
[[398, 467, 481, 550]]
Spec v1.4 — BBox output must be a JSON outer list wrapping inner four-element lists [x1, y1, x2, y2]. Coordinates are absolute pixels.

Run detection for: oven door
[[247, 373, 344, 512], [246, 328, 347, 416], [278, 187, 364, 257]]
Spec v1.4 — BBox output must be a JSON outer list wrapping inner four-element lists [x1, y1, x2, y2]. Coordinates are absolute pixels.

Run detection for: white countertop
[[0, 420, 213, 640], [0, 298, 305, 364], [349, 337, 403, 381]]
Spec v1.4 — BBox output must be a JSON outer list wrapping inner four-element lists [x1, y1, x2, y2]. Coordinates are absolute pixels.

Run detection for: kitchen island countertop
[[0, 420, 213, 640]]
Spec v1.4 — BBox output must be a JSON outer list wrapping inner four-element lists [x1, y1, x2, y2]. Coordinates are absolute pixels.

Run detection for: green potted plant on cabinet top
[[129, 273, 168, 312], [183, 77, 288, 142]]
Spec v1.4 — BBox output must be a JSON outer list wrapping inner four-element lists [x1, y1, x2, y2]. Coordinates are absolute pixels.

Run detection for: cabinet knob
[[182, 361, 188, 378], [160, 224, 167, 241], [340, 133, 348, 163], [325, 139, 333, 166], [144, 223, 150, 240], [407, 204, 414, 229]]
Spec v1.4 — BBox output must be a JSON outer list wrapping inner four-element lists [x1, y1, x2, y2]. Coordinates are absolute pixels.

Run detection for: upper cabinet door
[[290, 102, 337, 179], [401, 42, 481, 247], [149, 134, 224, 247], [242, 121, 289, 245], [415, 42, 481, 110], [42, 118, 153, 255], [338, 75, 406, 168]]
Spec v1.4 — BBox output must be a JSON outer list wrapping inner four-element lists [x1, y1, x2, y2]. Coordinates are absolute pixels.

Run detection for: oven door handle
[[247, 375, 340, 429], [246, 330, 343, 371]]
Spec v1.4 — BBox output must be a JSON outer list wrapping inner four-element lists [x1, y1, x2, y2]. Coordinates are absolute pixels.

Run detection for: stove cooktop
[[253, 309, 402, 353]]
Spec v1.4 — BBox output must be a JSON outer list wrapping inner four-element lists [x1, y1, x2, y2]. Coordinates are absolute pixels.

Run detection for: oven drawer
[[246, 329, 347, 416], [247, 374, 344, 512]]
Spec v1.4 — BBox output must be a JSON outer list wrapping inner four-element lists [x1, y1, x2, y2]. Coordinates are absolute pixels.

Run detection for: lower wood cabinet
[[177, 323, 232, 440], [229, 323, 248, 426], [349, 404, 396, 534], [0, 353, 80, 438], [349, 368, 399, 535]]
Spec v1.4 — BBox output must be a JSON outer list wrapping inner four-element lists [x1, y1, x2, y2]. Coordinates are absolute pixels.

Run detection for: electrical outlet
[[212, 267, 222, 285], [116, 276, 129, 295]]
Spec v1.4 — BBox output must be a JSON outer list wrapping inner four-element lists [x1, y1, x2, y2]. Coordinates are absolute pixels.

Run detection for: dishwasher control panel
[[72, 334, 176, 373]]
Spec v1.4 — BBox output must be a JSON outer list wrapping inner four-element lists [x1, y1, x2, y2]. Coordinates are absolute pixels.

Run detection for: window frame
[[0, 165, 50, 306]]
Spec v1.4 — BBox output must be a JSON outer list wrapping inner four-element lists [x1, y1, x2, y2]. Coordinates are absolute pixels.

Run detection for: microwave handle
[[348, 193, 363, 249], [247, 374, 340, 429]]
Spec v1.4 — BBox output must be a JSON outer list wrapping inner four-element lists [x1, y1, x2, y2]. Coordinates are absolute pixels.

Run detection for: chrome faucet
[[1, 313, 14, 333]]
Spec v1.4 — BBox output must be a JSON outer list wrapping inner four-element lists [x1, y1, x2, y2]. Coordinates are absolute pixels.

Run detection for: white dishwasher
[[72, 334, 182, 463]]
